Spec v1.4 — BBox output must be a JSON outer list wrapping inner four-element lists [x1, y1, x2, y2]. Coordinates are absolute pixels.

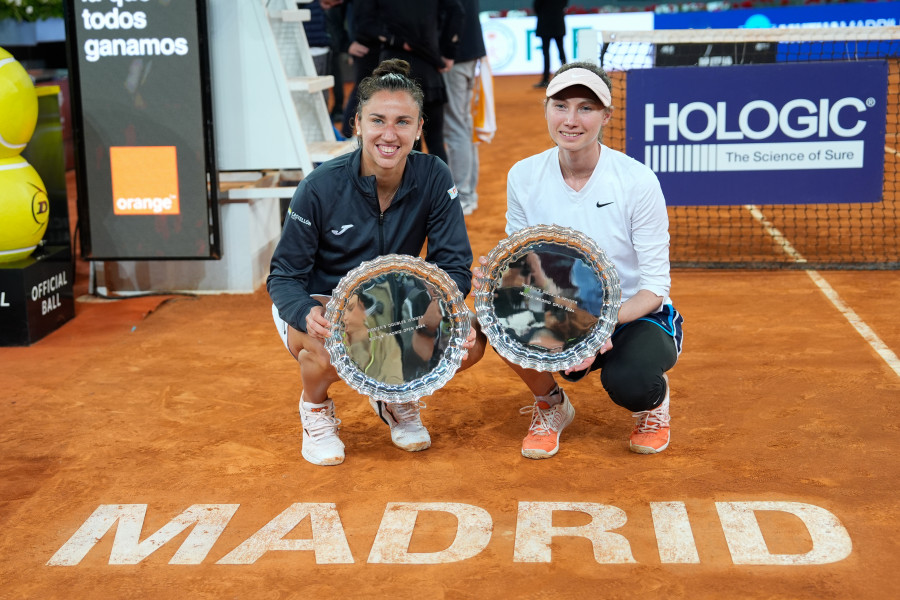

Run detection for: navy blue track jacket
[[267, 149, 473, 333]]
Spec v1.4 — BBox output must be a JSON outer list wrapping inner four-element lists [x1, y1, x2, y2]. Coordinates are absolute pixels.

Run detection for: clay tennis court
[[2, 74, 899, 599]]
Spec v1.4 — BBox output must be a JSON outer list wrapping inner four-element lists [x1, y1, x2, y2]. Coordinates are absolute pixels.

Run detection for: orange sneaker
[[629, 377, 670, 454], [520, 390, 575, 459]]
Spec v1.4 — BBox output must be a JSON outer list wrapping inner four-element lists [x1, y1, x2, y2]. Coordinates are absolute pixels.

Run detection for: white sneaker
[[369, 399, 431, 452], [299, 396, 345, 466]]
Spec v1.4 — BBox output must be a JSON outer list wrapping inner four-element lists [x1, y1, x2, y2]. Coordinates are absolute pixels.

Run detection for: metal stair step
[[270, 9, 310, 23], [308, 140, 358, 163], [287, 75, 334, 94]]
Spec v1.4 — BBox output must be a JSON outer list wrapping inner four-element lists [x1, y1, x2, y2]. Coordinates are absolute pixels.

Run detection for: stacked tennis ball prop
[[0, 46, 49, 263]]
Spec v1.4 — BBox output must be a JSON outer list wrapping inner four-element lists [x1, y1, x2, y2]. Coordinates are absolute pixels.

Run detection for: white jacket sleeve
[[630, 172, 671, 299]]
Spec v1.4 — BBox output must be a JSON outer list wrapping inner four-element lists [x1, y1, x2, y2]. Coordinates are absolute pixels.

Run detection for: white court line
[[744, 205, 806, 263], [744, 205, 900, 378], [805, 271, 900, 377]]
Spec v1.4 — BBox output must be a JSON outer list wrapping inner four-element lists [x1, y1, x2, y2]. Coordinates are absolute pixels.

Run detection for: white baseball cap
[[545, 67, 612, 107]]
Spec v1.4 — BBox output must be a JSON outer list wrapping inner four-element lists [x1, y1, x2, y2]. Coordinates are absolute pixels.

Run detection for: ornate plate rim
[[324, 255, 471, 403], [474, 224, 622, 372]]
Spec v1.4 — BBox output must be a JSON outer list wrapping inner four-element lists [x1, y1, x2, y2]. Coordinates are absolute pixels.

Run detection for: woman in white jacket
[[477, 61, 684, 460]]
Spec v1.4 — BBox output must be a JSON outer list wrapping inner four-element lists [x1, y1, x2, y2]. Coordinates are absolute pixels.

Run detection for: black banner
[[65, 0, 219, 260]]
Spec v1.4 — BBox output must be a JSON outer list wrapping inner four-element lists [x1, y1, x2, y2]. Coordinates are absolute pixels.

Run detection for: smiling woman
[[266, 58, 487, 467], [353, 60, 425, 210], [474, 59, 685, 461]]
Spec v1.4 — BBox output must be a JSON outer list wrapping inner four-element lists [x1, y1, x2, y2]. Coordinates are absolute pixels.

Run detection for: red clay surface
[[1, 75, 899, 599]]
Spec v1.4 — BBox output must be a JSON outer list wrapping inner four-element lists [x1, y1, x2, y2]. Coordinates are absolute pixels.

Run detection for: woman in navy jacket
[[268, 59, 485, 466]]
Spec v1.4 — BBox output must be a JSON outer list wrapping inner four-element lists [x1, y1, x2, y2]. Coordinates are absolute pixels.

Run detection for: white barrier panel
[[481, 12, 654, 76]]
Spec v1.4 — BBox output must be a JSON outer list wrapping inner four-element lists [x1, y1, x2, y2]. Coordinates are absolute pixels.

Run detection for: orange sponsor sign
[[110, 146, 181, 215]]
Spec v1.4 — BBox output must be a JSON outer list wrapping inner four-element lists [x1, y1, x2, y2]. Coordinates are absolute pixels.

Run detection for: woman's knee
[[601, 367, 666, 412], [297, 346, 331, 369], [297, 349, 341, 384]]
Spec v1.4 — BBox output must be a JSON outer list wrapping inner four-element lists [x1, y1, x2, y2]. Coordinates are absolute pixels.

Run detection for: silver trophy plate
[[324, 255, 471, 404], [475, 224, 622, 372]]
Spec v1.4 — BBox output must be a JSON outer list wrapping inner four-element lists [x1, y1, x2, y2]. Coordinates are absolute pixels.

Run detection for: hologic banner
[[625, 61, 888, 206]]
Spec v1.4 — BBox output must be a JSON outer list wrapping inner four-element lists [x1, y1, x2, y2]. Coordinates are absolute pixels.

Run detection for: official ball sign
[[625, 61, 888, 206]]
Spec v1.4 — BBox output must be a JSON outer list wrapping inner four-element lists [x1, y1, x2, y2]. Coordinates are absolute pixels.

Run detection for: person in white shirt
[[476, 61, 684, 459]]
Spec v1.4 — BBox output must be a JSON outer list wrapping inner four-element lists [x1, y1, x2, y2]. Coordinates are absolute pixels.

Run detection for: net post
[[576, 28, 603, 65]]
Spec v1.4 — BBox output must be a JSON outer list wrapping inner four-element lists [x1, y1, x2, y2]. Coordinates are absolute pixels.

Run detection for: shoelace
[[632, 403, 670, 433], [519, 402, 562, 436], [301, 406, 342, 440], [389, 400, 426, 423]]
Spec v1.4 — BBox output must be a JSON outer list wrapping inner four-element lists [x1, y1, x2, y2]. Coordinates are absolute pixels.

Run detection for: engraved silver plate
[[475, 224, 622, 372], [324, 255, 471, 403]]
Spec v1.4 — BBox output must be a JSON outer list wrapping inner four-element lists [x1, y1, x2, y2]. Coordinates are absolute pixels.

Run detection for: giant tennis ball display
[[0, 156, 49, 262], [0, 46, 38, 159]]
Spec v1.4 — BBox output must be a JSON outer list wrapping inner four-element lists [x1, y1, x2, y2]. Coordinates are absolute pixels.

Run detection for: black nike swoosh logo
[[596, 202, 614, 208]]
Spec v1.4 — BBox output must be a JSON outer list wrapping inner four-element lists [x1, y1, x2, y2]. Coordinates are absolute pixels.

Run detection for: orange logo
[[110, 146, 180, 215]]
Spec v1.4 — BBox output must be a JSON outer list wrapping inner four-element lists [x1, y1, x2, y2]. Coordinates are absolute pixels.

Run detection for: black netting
[[598, 35, 900, 269]]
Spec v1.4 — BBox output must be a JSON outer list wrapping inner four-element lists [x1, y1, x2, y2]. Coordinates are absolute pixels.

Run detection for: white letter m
[[47, 504, 239, 566]]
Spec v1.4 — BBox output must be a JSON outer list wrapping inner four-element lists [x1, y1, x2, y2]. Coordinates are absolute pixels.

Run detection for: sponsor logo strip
[[110, 146, 181, 215]]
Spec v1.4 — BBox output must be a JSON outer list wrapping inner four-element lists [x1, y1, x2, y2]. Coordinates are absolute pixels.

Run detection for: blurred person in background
[[442, 0, 487, 215], [321, 0, 350, 122], [304, 1, 335, 109], [321, 0, 383, 138], [354, 0, 465, 164], [533, 0, 568, 88]]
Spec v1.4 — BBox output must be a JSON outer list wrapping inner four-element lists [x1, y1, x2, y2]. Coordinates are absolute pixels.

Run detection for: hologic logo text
[[642, 97, 875, 173], [644, 97, 872, 142]]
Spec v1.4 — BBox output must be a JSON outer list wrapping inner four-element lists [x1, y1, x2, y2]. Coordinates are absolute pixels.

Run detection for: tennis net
[[589, 26, 900, 269]]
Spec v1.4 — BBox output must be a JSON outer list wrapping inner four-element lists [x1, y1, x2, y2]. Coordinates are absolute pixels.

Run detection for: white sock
[[535, 385, 563, 407], [302, 398, 330, 410]]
